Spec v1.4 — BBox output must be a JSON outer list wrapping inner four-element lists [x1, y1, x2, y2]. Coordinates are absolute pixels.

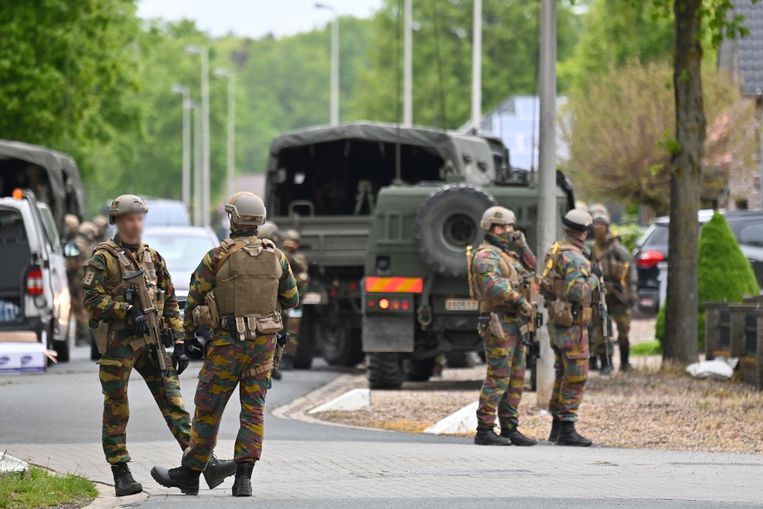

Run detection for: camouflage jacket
[[82, 237, 183, 336], [470, 234, 531, 310], [592, 235, 636, 302], [183, 235, 299, 343], [285, 249, 310, 296], [542, 237, 599, 304]]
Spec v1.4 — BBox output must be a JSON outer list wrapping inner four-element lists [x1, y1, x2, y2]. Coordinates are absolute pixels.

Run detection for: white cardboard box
[[0, 342, 47, 374]]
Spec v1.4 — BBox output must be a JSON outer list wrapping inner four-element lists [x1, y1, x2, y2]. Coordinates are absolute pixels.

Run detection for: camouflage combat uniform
[[282, 249, 309, 358], [181, 234, 298, 471], [542, 237, 599, 422], [470, 233, 536, 431], [591, 234, 636, 359], [82, 238, 190, 465]]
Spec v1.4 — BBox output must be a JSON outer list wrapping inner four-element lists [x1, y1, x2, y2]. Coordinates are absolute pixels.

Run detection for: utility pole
[[470, 0, 482, 130], [403, 0, 413, 127], [316, 3, 340, 126], [191, 101, 203, 227], [186, 45, 211, 226], [536, 0, 557, 407], [215, 68, 236, 200], [171, 84, 191, 209]]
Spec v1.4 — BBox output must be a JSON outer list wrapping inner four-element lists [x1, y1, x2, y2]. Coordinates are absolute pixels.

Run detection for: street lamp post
[[315, 3, 339, 126], [186, 45, 211, 226], [170, 84, 192, 210], [214, 68, 236, 200], [471, 0, 482, 130], [403, 0, 413, 127], [191, 101, 203, 227]]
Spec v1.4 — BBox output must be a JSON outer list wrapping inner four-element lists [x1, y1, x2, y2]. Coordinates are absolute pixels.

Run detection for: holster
[[90, 320, 110, 354], [489, 312, 507, 339], [273, 332, 289, 370]]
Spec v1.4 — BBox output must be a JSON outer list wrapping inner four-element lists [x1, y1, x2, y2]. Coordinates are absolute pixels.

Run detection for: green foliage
[[656, 212, 760, 347], [631, 340, 662, 357], [0, 467, 97, 509], [353, 0, 582, 128], [0, 0, 141, 181], [611, 222, 645, 253]]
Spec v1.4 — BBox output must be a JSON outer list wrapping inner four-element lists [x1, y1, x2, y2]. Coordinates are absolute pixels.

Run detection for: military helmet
[[64, 214, 80, 235], [562, 209, 593, 233], [592, 211, 611, 225], [282, 229, 301, 243], [588, 203, 609, 218], [225, 192, 266, 228], [78, 221, 98, 241], [258, 221, 280, 241], [109, 194, 148, 225], [479, 206, 516, 231], [92, 214, 108, 231]]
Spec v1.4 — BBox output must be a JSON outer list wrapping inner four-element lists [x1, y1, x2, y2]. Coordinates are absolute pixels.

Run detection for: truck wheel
[[446, 350, 472, 368], [320, 323, 363, 367], [406, 357, 435, 382], [368, 352, 403, 390], [294, 307, 316, 369], [414, 184, 495, 277]]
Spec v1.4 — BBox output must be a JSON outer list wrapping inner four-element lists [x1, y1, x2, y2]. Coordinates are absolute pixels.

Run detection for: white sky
[[137, 0, 383, 38]]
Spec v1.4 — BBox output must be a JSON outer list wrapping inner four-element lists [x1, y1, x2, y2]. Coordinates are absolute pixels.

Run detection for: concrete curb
[[84, 482, 148, 508], [424, 401, 478, 435], [308, 387, 370, 414]]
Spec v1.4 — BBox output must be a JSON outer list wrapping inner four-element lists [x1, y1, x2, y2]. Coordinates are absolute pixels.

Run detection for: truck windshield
[[271, 139, 444, 216]]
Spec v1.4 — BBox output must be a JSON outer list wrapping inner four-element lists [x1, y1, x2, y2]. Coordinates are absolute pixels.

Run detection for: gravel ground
[[313, 318, 763, 454]]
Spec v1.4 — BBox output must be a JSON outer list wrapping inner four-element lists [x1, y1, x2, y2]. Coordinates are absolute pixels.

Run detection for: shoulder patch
[[83, 270, 95, 286]]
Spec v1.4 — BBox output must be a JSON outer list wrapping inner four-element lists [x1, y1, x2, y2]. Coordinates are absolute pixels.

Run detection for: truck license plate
[[302, 292, 322, 305], [444, 299, 479, 311]]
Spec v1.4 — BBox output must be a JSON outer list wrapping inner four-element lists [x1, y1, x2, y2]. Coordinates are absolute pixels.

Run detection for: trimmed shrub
[[655, 212, 759, 348]]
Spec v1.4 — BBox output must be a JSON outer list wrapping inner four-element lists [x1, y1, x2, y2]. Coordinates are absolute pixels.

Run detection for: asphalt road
[[2, 345, 762, 509]]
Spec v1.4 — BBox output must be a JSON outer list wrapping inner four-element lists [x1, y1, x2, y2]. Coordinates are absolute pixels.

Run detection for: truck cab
[[265, 122, 573, 387]]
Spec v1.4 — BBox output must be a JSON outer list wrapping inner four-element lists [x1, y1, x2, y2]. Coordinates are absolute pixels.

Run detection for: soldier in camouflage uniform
[[151, 192, 299, 498], [541, 209, 599, 447], [469, 206, 537, 447], [279, 229, 309, 370], [83, 195, 235, 497], [63, 215, 87, 345], [592, 211, 636, 371]]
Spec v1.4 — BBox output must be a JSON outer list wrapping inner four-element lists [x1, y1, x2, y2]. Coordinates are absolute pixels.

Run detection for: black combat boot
[[599, 354, 613, 375], [280, 355, 295, 371], [500, 427, 538, 446], [620, 343, 632, 371], [150, 465, 200, 495], [111, 463, 142, 497], [556, 421, 592, 447], [271, 368, 282, 380], [232, 462, 254, 497], [548, 418, 560, 443], [203, 454, 237, 489], [589, 355, 599, 371], [474, 427, 511, 446]]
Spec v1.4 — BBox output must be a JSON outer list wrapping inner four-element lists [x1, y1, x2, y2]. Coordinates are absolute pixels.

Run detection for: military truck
[[265, 122, 574, 388]]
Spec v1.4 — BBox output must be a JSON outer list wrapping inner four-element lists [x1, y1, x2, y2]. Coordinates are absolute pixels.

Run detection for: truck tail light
[[26, 266, 44, 295], [378, 298, 390, 310], [635, 250, 665, 269]]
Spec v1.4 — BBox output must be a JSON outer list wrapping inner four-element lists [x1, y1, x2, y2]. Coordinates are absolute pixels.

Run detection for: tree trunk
[[664, 0, 704, 364]]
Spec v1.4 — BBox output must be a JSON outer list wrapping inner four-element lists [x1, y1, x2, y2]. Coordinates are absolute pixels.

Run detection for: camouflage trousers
[[549, 324, 589, 422], [99, 340, 191, 464], [282, 309, 301, 358], [590, 304, 630, 356], [476, 316, 525, 430], [182, 334, 276, 471]]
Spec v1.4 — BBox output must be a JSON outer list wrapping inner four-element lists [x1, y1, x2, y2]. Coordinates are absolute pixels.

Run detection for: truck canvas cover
[[0, 139, 84, 227]]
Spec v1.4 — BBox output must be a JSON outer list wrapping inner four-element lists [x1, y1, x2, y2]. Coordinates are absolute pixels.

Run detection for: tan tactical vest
[[542, 240, 593, 326], [93, 240, 161, 325], [469, 242, 522, 313], [592, 239, 629, 288], [212, 237, 283, 332]]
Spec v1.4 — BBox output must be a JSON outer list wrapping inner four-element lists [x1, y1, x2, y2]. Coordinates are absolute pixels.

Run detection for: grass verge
[[0, 467, 97, 509], [631, 339, 662, 357]]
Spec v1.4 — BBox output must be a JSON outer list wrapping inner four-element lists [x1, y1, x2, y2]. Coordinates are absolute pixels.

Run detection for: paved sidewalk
[[6, 439, 763, 504]]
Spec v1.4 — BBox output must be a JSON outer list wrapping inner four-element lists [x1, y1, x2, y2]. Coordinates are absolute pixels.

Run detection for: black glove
[[172, 342, 190, 375], [184, 335, 204, 358], [509, 231, 528, 250], [127, 305, 149, 337]]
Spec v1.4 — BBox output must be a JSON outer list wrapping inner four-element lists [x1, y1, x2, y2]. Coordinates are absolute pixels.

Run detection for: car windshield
[[143, 233, 215, 272], [642, 224, 669, 247]]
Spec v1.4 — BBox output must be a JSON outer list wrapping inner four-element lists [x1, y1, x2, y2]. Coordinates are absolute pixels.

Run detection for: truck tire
[[406, 357, 435, 382], [294, 307, 316, 369], [368, 352, 403, 390], [320, 322, 363, 367], [414, 184, 496, 277], [445, 350, 471, 368]]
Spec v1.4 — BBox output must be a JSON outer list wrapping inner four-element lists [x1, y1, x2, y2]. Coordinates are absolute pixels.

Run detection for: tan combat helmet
[[479, 206, 516, 231], [592, 210, 611, 225], [78, 221, 99, 241], [258, 221, 280, 241], [562, 208, 593, 233], [64, 214, 80, 237], [282, 229, 301, 243], [92, 214, 108, 232], [109, 194, 148, 224], [588, 203, 609, 219], [225, 192, 266, 229]]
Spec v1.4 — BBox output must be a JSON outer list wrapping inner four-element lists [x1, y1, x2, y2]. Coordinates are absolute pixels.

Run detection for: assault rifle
[[520, 274, 543, 391], [273, 332, 290, 370], [592, 261, 612, 349], [124, 269, 172, 378]]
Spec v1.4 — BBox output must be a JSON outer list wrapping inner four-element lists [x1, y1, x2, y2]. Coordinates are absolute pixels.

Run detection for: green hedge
[[656, 212, 759, 348]]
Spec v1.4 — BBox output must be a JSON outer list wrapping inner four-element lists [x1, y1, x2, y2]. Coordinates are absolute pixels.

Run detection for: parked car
[[0, 189, 73, 360], [104, 198, 191, 238], [634, 209, 763, 313]]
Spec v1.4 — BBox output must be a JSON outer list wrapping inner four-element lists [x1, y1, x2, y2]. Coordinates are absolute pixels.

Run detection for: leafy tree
[[352, 0, 583, 128], [0, 0, 141, 180], [562, 61, 757, 215]]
